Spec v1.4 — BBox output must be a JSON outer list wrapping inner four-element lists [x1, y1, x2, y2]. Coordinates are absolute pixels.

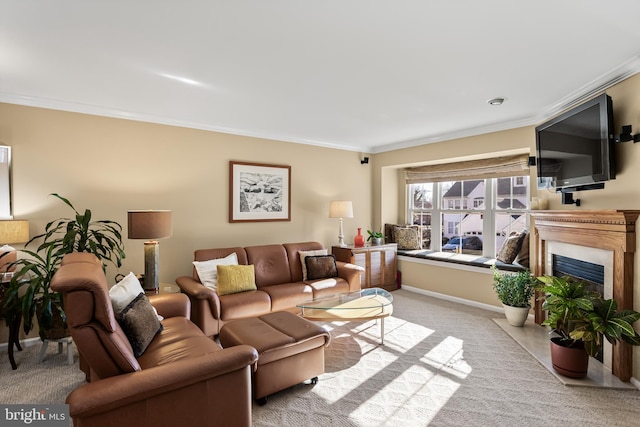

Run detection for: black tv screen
[[536, 94, 615, 191]]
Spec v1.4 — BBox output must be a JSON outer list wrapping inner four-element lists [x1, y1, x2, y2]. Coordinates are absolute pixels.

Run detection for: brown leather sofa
[[51, 253, 259, 427], [176, 241, 363, 337]]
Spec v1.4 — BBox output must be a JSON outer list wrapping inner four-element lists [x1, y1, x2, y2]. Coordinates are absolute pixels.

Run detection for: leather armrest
[[176, 276, 221, 321], [336, 261, 364, 292], [66, 345, 259, 419], [147, 293, 190, 319], [176, 276, 215, 299]]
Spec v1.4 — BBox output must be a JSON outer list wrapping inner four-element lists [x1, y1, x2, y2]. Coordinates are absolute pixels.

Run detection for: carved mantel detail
[[531, 210, 640, 382]]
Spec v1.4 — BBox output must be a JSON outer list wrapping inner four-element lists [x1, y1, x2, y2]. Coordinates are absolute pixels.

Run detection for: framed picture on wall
[[229, 161, 291, 222]]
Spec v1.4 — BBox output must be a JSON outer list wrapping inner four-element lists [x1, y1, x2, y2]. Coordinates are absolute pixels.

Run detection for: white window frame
[[407, 177, 529, 258]]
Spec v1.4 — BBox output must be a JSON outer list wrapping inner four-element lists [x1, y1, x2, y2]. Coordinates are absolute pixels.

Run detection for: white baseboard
[[401, 284, 520, 315], [0, 337, 42, 351]]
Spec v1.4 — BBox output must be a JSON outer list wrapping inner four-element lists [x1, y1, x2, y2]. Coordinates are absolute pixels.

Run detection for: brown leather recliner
[[50, 253, 258, 427]]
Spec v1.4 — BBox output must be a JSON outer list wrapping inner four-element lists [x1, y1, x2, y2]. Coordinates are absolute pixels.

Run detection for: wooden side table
[[332, 244, 398, 292]]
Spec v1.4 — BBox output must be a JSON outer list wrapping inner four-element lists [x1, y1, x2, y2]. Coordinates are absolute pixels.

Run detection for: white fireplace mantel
[[531, 209, 640, 382]]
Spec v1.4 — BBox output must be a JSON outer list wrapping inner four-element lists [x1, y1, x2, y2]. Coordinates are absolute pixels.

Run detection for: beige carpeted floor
[[2, 289, 640, 426]]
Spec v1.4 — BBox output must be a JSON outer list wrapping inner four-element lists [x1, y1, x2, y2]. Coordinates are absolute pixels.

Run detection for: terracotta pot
[[502, 304, 529, 327], [550, 337, 589, 379]]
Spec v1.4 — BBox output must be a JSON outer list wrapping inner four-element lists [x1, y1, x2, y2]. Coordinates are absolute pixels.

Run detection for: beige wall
[[0, 103, 373, 343]]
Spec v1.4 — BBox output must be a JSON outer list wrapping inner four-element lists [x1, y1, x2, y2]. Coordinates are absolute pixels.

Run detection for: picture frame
[[229, 161, 291, 223]]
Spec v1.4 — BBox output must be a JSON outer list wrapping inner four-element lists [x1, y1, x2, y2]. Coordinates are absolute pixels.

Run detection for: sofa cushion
[[299, 249, 328, 280], [260, 282, 313, 312], [219, 290, 272, 321], [309, 277, 350, 299], [305, 255, 338, 280], [137, 317, 221, 368], [117, 293, 163, 357], [192, 252, 239, 291], [216, 265, 257, 296], [246, 244, 292, 287]]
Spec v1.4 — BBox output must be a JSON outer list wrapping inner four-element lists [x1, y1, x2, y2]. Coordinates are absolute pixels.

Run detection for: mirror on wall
[[0, 146, 12, 218]]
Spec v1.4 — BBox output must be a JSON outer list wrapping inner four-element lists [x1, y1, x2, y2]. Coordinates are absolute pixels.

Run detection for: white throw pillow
[[193, 252, 239, 291], [299, 249, 328, 280], [109, 272, 145, 313], [109, 272, 163, 321]]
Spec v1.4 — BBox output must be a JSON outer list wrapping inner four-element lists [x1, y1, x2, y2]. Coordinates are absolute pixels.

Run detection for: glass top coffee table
[[296, 288, 393, 345]]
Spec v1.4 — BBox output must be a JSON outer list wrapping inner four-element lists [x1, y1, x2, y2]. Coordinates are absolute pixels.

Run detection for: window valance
[[403, 153, 530, 183]]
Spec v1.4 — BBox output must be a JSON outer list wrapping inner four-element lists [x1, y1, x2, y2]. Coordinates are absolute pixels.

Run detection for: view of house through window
[[408, 176, 529, 257]]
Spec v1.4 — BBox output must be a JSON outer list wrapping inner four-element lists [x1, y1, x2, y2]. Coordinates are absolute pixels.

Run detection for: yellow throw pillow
[[216, 264, 257, 296]]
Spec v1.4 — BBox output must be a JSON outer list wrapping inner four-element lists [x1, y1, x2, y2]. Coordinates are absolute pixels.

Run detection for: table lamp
[[0, 220, 29, 281], [329, 201, 353, 247], [127, 210, 172, 293]]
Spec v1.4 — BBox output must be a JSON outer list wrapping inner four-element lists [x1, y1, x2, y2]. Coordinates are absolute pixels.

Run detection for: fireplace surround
[[531, 210, 640, 382]]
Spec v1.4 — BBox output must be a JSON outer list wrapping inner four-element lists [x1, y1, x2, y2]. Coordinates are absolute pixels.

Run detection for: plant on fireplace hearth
[[492, 266, 537, 327], [536, 275, 640, 378], [538, 275, 640, 356]]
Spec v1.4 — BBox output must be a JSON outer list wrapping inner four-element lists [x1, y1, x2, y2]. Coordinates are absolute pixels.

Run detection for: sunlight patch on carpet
[[421, 336, 471, 379]]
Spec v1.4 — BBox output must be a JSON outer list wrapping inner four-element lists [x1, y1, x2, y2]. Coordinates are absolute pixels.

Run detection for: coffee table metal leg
[[380, 318, 385, 345]]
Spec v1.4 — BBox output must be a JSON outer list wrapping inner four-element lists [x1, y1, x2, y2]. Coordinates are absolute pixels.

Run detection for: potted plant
[[537, 275, 640, 378], [367, 229, 383, 245], [492, 266, 537, 327], [2, 194, 126, 340]]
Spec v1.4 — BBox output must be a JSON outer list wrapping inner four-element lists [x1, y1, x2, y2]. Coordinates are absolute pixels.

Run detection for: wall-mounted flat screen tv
[[536, 93, 615, 191]]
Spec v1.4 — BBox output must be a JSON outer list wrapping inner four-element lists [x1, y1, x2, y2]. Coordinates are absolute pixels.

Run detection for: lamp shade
[[127, 210, 173, 240], [0, 220, 29, 244], [329, 201, 353, 219]]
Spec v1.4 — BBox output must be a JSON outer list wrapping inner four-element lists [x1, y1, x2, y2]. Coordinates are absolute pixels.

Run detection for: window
[[408, 176, 529, 257], [0, 146, 11, 219]]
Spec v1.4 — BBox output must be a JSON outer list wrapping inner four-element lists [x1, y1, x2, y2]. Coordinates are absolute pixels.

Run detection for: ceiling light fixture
[[487, 97, 506, 106]]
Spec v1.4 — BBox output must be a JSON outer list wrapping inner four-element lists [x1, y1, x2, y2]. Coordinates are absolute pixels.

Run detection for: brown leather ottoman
[[219, 311, 330, 404]]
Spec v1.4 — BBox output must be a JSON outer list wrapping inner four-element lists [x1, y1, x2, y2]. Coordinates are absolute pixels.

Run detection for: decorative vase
[[550, 337, 589, 379], [354, 228, 365, 247], [502, 304, 530, 327]]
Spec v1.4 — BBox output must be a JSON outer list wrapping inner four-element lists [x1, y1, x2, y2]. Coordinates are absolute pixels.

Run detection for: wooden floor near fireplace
[[493, 318, 637, 390]]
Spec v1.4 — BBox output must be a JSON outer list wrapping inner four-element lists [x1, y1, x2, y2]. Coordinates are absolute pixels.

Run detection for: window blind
[[404, 154, 530, 183]]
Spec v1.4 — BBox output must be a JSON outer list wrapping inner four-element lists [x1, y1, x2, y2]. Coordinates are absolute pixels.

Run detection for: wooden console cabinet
[[332, 244, 397, 292]]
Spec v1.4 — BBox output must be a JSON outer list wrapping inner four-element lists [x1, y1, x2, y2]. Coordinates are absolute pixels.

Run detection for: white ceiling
[[2, 1, 640, 153]]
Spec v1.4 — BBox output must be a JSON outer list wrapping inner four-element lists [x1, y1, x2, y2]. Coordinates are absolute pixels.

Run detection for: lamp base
[[143, 241, 159, 293]]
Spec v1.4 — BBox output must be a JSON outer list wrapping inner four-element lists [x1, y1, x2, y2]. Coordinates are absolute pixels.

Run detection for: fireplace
[[531, 210, 640, 382]]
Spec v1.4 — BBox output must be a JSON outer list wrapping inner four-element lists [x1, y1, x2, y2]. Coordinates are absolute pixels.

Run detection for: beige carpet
[[2, 290, 640, 426]]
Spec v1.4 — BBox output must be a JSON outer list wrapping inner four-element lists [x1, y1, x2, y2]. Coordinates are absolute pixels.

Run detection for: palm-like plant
[[537, 275, 640, 358], [3, 245, 63, 339], [2, 194, 125, 339], [36, 193, 125, 271]]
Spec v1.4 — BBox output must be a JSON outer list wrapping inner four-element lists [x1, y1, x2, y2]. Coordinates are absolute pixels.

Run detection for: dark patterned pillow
[[305, 255, 338, 280], [515, 230, 530, 268], [497, 231, 526, 264], [117, 293, 163, 357]]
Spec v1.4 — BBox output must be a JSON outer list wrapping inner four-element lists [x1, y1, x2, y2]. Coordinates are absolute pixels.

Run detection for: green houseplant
[[537, 275, 640, 378], [367, 229, 383, 245], [492, 266, 537, 326], [2, 194, 126, 340]]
